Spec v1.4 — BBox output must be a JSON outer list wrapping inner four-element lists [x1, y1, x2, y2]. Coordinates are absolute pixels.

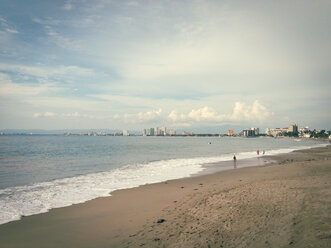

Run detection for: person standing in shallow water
[[233, 154, 237, 168]]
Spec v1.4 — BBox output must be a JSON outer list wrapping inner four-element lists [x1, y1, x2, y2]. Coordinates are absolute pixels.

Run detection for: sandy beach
[[0, 145, 330, 248]]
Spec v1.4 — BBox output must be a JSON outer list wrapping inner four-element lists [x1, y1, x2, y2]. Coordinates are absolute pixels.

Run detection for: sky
[[0, 0, 330, 132]]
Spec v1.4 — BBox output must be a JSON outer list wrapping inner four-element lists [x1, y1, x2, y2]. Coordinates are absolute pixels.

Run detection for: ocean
[[0, 135, 326, 225]]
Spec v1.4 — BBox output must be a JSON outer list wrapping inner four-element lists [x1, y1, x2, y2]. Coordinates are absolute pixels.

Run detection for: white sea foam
[[0, 143, 327, 225]]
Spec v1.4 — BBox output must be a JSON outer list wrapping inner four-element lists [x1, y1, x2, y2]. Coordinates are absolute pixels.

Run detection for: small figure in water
[[233, 154, 237, 168], [233, 154, 236, 162], [263, 150, 265, 155], [257, 150, 260, 155]]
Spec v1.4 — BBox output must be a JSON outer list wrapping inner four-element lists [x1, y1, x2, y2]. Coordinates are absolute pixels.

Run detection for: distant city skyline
[[2, 123, 329, 137], [0, 0, 330, 131]]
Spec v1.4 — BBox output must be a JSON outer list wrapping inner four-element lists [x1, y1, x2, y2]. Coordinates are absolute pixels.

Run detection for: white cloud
[[126, 1, 139, 6], [0, 73, 54, 97], [33, 111, 105, 119], [32, 18, 62, 26], [5, 28, 19, 34], [63, 0, 73, 10], [27, 96, 108, 113], [168, 122, 192, 128], [188, 107, 226, 122], [0, 17, 19, 34], [43, 25, 83, 50], [0, 63, 94, 79], [62, 112, 80, 118], [105, 8, 301, 85], [230, 100, 273, 122], [168, 101, 273, 123], [168, 107, 226, 122], [33, 112, 57, 118], [105, 100, 272, 126], [168, 110, 187, 122], [122, 109, 163, 123]]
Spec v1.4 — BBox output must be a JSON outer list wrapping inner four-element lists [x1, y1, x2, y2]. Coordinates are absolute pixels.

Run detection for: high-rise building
[[289, 124, 298, 133], [149, 128, 154, 136], [266, 128, 273, 136], [243, 127, 259, 137], [160, 127, 167, 136], [143, 126, 168, 136], [154, 127, 159, 136], [243, 129, 255, 137], [247, 127, 259, 135], [253, 128, 259, 135]]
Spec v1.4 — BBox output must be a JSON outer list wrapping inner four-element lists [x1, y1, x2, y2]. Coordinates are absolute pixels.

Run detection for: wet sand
[[0, 145, 330, 247]]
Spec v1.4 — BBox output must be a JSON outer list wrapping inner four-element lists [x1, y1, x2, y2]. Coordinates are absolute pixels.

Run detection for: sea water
[[0, 135, 326, 224]]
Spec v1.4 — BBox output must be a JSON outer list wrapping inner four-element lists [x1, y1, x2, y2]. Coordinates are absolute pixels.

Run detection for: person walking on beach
[[257, 150, 260, 155]]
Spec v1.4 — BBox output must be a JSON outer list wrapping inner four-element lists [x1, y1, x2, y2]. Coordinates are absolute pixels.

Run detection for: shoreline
[[0, 145, 330, 247], [0, 156, 273, 226], [1, 142, 324, 226], [0, 146, 306, 226], [193, 156, 274, 177]]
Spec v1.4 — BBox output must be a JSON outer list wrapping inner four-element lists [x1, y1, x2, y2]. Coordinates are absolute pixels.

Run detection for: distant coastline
[[1, 132, 330, 143]]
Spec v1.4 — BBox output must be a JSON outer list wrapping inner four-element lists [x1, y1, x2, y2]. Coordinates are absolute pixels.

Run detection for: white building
[[265, 128, 288, 137], [249, 127, 259, 135], [123, 130, 129, 136], [169, 130, 176, 136], [299, 126, 309, 133], [160, 127, 167, 136], [143, 127, 167, 136], [303, 133, 311, 138]]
